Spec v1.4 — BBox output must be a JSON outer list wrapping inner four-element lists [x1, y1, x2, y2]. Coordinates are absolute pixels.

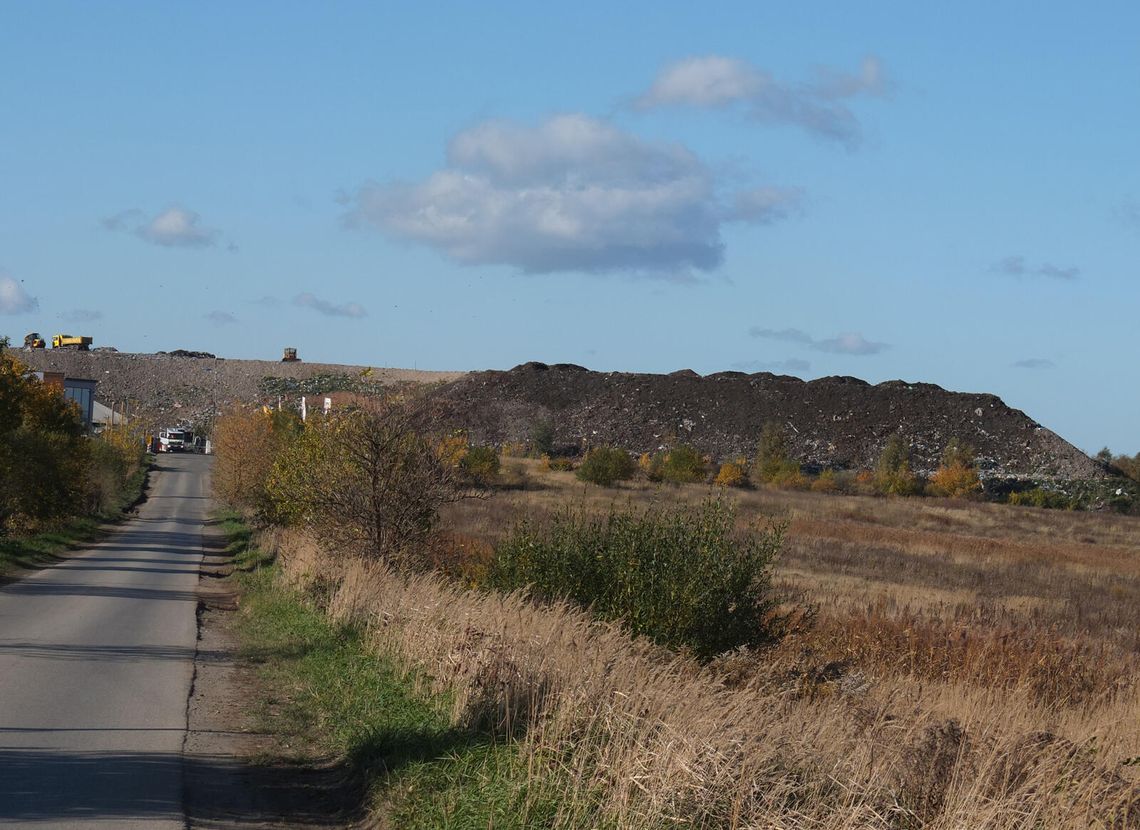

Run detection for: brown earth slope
[[426, 362, 1105, 480], [19, 349, 462, 428], [21, 349, 1103, 481]]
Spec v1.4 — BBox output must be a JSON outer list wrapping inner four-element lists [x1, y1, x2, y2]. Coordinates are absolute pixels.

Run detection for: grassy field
[[239, 459, 1140, 827]]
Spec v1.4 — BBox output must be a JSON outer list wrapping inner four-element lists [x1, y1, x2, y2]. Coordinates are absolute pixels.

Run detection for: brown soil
[[184, 526, 364, 829]]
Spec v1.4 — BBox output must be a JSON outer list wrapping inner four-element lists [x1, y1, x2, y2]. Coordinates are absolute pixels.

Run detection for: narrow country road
[[0, 454, 211, 828]]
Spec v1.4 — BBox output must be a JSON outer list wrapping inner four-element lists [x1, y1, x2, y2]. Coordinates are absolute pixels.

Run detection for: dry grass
[[266, 521, 1140, 829]]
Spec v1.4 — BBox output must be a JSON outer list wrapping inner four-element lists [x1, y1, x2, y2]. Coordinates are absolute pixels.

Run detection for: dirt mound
[[18, 349, 463, 428], [427, 362, 1105, 480]]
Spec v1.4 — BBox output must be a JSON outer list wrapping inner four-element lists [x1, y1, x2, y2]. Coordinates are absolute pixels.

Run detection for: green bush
[[576, 447, 635, 486], [529, 421, 554, 457], [875, 434, 922, 496], [660, 445, 707, 484], [460, 445, 501, 485], [488, 499, 787, 660], [1007, 488, 1072, 510]]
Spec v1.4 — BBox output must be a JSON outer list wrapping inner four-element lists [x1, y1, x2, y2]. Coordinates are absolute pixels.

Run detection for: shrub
[[266, 404, 467, 564], [459, 445, 500, 486], [489, 499, 787, 659], [1007, 488, 1071, 509], [714, 460, 747, 488], [212, 408, 302, 519], [927, 438, 981, 498], [529, 420, 555, 457], [545, 456, 574, 472], [875, 434, 922, 496], [660, 445, 707, 484], [576, 447, 635, 486], [810, 468, 839, 493], [751, 422, 804, 488], [641, 451, 665, 482]]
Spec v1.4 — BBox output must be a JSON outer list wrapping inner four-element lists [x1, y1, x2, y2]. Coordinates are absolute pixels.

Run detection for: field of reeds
[[250, 458, 1140, 828]]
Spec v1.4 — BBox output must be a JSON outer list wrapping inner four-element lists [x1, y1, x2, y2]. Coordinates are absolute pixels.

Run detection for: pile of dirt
[[21, 350, 1104, 481], [19, 349, 462, 428], [425, 362, 1106, 481]]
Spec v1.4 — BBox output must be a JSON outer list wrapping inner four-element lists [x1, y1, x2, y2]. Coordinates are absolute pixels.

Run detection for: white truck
[[157, 427, 193, 453]]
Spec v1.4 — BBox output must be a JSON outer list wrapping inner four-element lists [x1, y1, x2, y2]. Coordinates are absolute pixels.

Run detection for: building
[[33, 371, 97, 430]]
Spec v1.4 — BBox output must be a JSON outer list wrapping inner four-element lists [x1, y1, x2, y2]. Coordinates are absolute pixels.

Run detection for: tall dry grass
[[266, 527, 1139, 829]]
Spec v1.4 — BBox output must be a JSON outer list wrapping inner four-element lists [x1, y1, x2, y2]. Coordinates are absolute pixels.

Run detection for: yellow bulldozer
[[52, 334, 93, 350], [23, 332, 46, 349]]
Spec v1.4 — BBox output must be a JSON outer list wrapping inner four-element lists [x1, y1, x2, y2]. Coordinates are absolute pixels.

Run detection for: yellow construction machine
[[52, 334, 93, 350], [23, 332, 46, 349]]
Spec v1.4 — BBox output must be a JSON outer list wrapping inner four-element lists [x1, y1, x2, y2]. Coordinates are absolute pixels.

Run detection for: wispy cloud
[[293, 292, 367, 318], [726, 187, 805, 224], [749, 326, 889, 355], [1013, 357, 1056, 369], [633, 54, 889, 149], [347, 114, 799, 279], [733, 357, 811, 373], [251, 295, 281, 308], [60, 308, 102, 322], [205, 310, 237, 326], [103, 206, 221, 248], [991, 255, 1080, 280], [1113, 199, 1140, 232], [0, 275, 39, 314]]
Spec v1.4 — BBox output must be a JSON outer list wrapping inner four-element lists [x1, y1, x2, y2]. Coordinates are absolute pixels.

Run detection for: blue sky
[[1, 3, 1137, 453]]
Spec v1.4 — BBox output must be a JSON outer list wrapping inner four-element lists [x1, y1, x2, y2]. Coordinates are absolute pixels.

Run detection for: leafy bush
[[751, 422, 804, 488], [660, 445, 707, 484], [529, 421, 554, 457], [266, 405, 467, 564], [489, 499, 787, 660], [714, 460, 747, 488], [460, 445, 501, 485], [875, 435, 922, 496], [810, 468, 839, 493], [1007, 488, 1072, 509], [212, 408, 302, 519], [576, 447, 635, 486], [927, 438, 981, 498]]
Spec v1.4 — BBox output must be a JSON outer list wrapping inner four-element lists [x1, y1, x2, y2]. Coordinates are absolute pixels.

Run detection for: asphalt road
[[0, 454, 210, 828]]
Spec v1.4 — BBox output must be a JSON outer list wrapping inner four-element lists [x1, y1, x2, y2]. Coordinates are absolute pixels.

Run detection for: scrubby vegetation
[[489, 500, 785, 659], [213, 397, 1140, 828], [574, 446, 634, 486], [0, 346, 147, 576]]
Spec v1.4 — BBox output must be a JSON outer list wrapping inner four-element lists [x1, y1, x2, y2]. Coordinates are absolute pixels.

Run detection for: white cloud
[[349, 114, 797, 277], [293, 293, 367, 318], [0, 275, 39, 315], [992, 255, 1080, 280], [734, 357, 811, 373], [749, 326, 889, 355], [1013, 357, 1056, 369], [728, 187, 805, 224], [103, 206, 220, 248], [205, 310, 237, 325], [634, 54, 889, 148], [635, 56, 766, 109], [60, 308, 102, 322]]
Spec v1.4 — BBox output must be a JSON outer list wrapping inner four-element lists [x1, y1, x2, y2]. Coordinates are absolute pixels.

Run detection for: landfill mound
[[18, 349, 462, 428], [425, 362, 1105, 481]]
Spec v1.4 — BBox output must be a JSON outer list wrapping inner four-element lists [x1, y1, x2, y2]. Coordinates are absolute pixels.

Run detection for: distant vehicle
[[23, 332, 46, 349], [282, 347, 299, 362], [157, 428, 193, 453], [52, 334, 93, 350]]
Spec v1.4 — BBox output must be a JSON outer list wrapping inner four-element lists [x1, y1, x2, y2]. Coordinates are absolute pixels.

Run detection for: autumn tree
[[266, 403, 468, 565]]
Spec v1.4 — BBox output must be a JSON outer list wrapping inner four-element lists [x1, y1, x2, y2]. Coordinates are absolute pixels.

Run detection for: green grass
[[226, 519, 573, 829], [0, 461, 150, 580]]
